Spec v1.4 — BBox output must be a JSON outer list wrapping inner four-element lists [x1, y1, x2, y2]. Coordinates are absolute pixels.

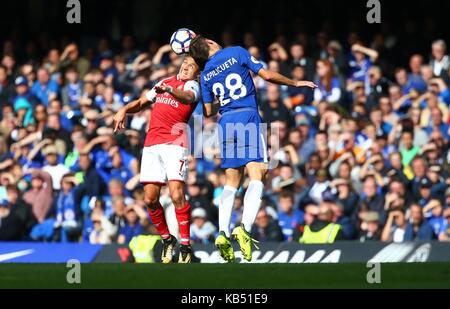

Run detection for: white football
[[170, 28, 196, 55]]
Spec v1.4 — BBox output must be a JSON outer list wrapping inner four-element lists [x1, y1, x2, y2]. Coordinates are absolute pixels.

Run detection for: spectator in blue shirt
[[97, 150, 133, 185], [424, 200, 447, 238], [425, 108, 450, 140], [404, 204, 435, 241], [117, 204, 148, 244], [277, 191, 304, 241], [348, 43, 378, 82], [314, 59, 342, 104], [31, 68, 60, 106], [54, 173, 81, 242], [408, 54, 427, 93], [61, 66, 83, 109], [395, 68, 416, 95]]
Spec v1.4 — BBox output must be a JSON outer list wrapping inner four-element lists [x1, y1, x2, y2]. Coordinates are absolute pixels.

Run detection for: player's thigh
[[161, 145, 189, 183], [246, 161, 268, 181], [224, 166, 245, 188], [140, 146, 167, 185]]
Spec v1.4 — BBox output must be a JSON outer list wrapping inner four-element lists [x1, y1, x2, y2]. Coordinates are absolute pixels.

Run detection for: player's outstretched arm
[[113, 96, 150, 133], [154, 84, 196, 104], [258, 68, 317, 89]]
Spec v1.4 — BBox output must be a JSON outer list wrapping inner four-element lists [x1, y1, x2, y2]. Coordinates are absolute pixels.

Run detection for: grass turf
[[0, 263, 449, 289]]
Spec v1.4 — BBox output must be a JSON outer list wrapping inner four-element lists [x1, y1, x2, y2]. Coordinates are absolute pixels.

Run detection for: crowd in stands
[[0, 28, 449, 245]]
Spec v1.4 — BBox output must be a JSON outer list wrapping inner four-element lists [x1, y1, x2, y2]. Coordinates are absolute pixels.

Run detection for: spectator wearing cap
[[190, 207, 217, 244], [22, 169, 53, 224], [13, 75, 38, 107], [42, 144, 70, 191], [381, 209, 407, 243], [358, 211, 381, 242], [251, 206, 284, 242], [277, 191, 304, 241], [417, 177, 433, 208], [300, 203, 344, 244], [30, 68, 60, 107], [404, 204, 434, 241]]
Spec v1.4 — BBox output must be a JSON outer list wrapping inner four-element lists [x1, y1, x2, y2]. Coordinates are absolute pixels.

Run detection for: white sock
[[242, 180, 264, 232], [219, 185, 237, 237]]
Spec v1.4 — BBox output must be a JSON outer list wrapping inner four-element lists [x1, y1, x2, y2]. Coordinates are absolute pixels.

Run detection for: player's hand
[[155, 83, 172, 94], [113, 109, 127, 133], [296, 81, 318, 89]]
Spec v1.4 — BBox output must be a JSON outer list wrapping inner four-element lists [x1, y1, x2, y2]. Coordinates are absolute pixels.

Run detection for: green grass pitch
[[0, 263, 449, 289]]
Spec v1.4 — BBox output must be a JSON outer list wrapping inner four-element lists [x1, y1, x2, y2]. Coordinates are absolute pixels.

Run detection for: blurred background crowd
[[0, 0, 449, 245]]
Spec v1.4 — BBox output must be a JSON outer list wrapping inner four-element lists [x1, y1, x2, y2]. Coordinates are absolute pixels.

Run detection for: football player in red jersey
[[113, 56, 200, 263]]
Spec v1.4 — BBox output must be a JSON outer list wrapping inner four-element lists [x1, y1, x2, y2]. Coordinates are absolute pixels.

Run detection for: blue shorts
[[218, 108, 269, 169]]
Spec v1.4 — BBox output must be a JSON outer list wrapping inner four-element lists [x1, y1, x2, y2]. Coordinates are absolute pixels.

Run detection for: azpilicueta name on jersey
[[203, 57, 238, 82]]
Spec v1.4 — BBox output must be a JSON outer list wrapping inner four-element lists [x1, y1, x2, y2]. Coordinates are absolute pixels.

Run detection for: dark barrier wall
[[1, 0, 450, 44]]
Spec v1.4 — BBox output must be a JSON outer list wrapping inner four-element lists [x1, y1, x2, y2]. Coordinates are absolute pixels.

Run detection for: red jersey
[[144, 75, 200, 148]]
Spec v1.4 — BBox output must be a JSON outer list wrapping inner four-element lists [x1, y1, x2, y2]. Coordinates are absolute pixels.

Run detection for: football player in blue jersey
[[189, 35, 317, 262]]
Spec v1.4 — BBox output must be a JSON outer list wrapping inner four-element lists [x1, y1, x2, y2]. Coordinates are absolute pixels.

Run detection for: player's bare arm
[[113, 96, 151, 133], [258, 68, 318, 89]]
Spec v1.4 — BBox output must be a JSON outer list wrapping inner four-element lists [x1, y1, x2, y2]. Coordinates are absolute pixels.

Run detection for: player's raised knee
[[144, 193, 160, 209]]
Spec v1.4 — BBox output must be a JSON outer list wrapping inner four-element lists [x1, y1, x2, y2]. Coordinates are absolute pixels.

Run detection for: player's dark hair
[[189, 35, 209, 70]]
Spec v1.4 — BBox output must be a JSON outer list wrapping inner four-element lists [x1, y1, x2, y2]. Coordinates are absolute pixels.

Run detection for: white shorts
[[140, 144, 189, 185]]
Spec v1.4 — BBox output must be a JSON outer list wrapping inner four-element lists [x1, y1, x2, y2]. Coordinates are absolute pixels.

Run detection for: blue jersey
[[201, 46, 263, 114]]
